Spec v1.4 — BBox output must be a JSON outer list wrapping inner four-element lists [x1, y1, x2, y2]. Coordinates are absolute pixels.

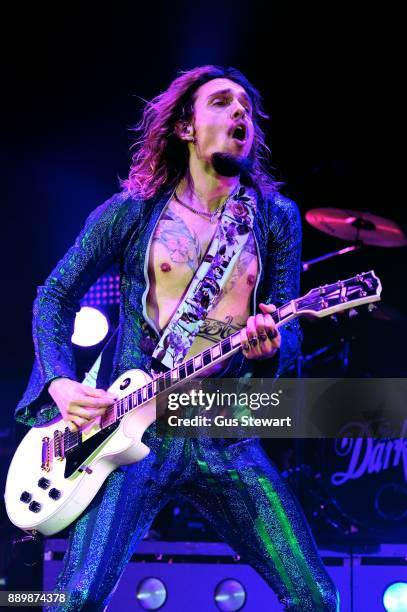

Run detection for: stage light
[[383, 582, 407, 612], [135, 577, 167, 610], [82, 273, 120, 307], [214, 579, 246, 611], [71, 306, 109, 347]]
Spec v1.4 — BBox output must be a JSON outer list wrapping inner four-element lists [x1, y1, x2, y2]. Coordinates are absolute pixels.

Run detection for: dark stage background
[[1, 0, 406, 591]]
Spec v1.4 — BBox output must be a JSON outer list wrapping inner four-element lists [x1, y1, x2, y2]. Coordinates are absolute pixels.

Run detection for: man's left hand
[[240, 303, 281, 360]]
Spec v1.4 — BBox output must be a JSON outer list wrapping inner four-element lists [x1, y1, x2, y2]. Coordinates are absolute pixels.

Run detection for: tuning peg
[[348, 308, 359, 318], [330, 314, 338, 324], [367, 303, 377, 312]]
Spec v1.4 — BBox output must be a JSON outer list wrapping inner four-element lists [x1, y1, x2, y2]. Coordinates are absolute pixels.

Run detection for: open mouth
[[231, 124, 247, 142]]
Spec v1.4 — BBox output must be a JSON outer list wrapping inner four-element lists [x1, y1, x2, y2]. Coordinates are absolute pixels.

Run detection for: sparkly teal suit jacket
[[15, 188, 302, 426]]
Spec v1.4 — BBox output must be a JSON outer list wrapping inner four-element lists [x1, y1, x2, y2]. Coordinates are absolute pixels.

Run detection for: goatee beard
[[211, 152, 253, 179]]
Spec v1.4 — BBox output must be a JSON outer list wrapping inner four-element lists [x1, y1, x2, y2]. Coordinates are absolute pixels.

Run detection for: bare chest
[[148, 203, 218, 290], [146, 201, 258, 332]]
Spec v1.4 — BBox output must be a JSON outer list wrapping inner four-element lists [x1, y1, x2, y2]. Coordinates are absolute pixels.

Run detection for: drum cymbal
[[305, 208, 407, 247]]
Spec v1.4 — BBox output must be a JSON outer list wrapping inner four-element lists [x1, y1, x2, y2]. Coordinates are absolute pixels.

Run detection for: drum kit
[[303, 206, 407, 268], [296, 208, 407, 542], [300, 206, 407, 374]]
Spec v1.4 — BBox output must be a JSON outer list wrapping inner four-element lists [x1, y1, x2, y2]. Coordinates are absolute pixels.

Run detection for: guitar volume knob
[[29, 501, 41, 513], [20, 491, 32, 503], [49, 488, 62, 500], [38, 477, 51, 489]]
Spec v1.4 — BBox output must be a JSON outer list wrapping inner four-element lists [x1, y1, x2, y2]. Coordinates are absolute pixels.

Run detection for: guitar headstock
[[296, 270, 382, 318]]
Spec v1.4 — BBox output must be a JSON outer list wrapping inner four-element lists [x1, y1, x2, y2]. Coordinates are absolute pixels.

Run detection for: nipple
[[247, 274, 256, 285], [160, 262, 172, 272]]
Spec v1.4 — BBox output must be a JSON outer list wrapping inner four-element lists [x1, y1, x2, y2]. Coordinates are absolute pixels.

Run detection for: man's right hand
[[48, 378, 117, 432]]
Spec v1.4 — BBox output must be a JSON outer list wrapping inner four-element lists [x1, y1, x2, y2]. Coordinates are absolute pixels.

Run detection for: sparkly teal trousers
[[47, 435, 339, 611]]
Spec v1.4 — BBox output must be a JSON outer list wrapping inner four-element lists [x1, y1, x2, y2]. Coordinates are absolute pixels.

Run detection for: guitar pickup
[[53, 430, 64, 460]]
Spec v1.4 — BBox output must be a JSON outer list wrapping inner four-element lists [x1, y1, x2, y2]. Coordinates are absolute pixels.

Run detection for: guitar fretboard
[[108, 305, 290, 424]]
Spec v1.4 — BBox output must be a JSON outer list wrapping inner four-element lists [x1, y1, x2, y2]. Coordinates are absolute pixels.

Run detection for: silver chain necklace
[[174, 191, 225, 222]]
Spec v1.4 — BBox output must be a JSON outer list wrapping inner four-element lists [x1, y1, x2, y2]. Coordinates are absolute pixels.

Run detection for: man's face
[[190, 78, 255, 163]]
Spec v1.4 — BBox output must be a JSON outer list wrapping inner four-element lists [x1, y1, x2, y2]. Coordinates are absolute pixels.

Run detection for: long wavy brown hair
[[122, 65, 280, 199]]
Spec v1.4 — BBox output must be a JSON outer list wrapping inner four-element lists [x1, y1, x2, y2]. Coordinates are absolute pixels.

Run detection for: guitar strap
[[82, 184, 257, 387], [151, 185, 257, 370]]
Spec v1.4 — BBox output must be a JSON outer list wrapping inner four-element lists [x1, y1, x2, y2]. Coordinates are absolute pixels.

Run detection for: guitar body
[[5, 369, 156, 536]]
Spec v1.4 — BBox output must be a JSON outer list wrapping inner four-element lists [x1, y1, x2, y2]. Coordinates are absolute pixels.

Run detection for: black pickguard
[[64, 422, 119, 479]]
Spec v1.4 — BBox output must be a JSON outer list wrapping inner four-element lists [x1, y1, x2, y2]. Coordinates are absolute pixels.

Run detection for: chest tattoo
[[152, 208, 202, 271]]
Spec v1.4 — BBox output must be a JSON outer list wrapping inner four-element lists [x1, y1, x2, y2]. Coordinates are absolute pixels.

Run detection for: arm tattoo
[[152, 208, 201, 271]]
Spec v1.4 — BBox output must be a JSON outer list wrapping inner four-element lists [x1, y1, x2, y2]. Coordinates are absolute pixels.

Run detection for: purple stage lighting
[[214, 578, 246, 611], [81, 273, 120, 307], [136, 577, 167, 610], [71, 306, 109, 347]]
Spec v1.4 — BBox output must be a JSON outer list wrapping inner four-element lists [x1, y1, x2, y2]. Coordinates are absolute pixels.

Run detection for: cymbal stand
[[302, 244, 361, 272]]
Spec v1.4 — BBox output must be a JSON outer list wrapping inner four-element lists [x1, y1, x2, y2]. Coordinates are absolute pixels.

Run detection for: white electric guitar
[[5, 271, 381, 536]]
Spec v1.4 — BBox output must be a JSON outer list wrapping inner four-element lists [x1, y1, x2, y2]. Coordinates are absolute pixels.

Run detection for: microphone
[[211, 153, 253, 178]]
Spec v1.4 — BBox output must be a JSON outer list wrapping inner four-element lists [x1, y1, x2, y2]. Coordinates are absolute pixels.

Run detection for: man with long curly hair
[[16, 66, 339, 610]]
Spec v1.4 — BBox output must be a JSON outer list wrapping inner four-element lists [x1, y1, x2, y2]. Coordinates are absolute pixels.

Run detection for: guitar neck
[[109, 303, 296, 426], [156, 302, 292, 384]]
